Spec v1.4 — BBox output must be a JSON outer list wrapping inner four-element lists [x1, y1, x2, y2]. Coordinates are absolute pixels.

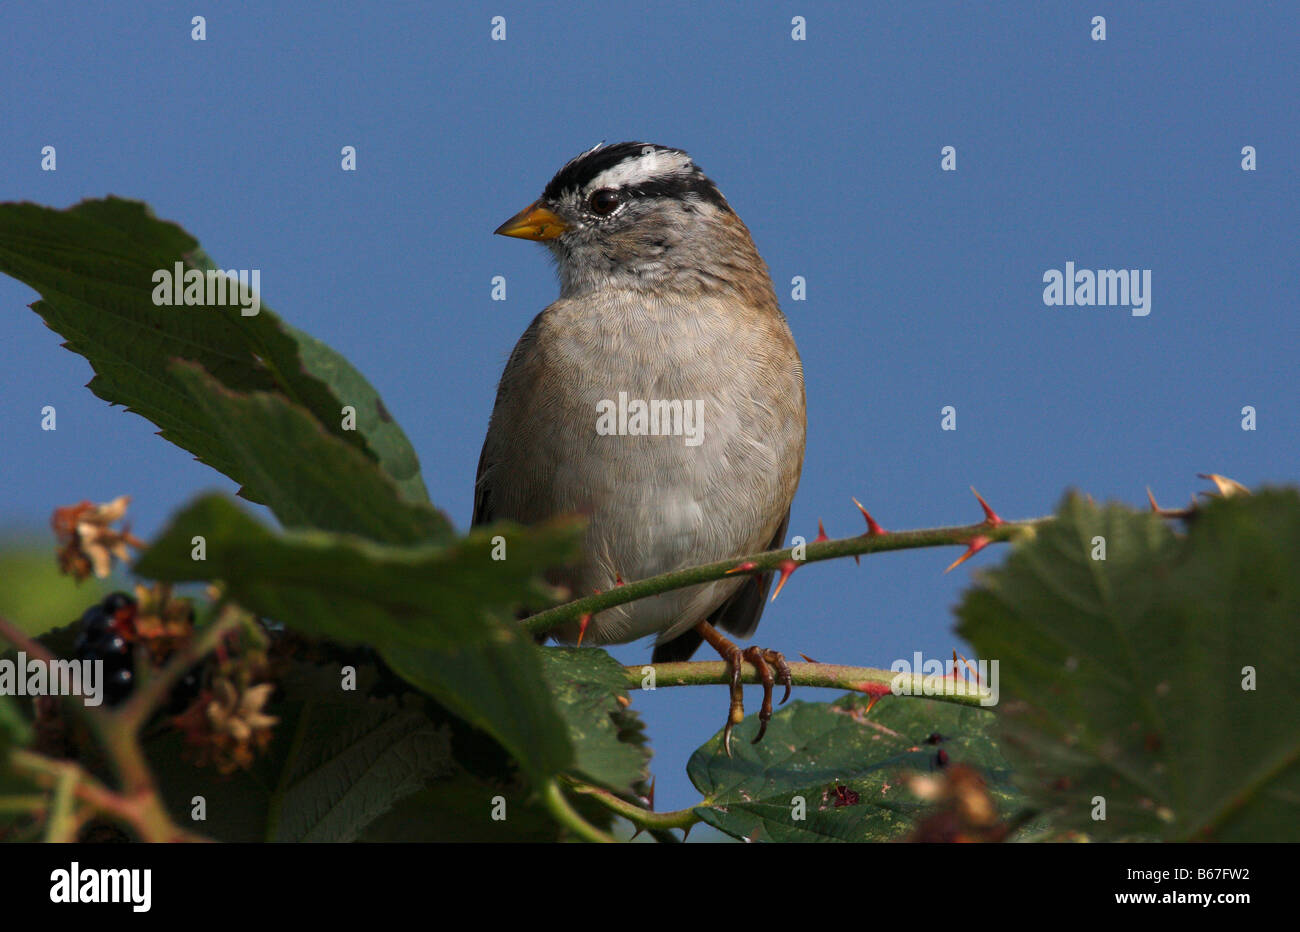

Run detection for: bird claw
[[695, 622, 791, 757], [744, 646, 791, 744]]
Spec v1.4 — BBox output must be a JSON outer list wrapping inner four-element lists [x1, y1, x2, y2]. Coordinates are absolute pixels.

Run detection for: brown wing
[[470, 435, 493, 528], [473, 311, 547, 530], [650, 507, 791, 663]]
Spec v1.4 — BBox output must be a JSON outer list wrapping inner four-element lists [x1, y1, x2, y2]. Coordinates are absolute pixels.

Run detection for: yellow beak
[[494, 201, 568, 240]]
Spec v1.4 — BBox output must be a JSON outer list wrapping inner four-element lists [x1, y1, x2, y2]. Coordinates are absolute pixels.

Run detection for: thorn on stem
[[970, 487, 1003, 526], [769, 559, 800, 603], [945, 535, 991, 573], [851, 497, 887, 536], [854, 681, 892, 714], [954, 650, 981, 686]]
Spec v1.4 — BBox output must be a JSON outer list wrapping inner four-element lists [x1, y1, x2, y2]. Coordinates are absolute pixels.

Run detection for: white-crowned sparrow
[[476, 142, 806, 752]]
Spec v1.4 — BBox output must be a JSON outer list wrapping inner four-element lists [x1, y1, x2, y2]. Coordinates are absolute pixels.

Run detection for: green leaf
[[687, 695, 1015, 842], [137, 493, 574, 650], [144, 654, 574, 842], [539, 648, 650, 794], [379, 641, 576, 783], [282, 323, 430, 505], [957, 490, 1300, 841], [169, 361, 448, 544], [357, 774, 568, 842], [142, 661, 441, 842], [265, 665, 456, 842], [0, 197, 432, 517], [136, 493, 582, 780]]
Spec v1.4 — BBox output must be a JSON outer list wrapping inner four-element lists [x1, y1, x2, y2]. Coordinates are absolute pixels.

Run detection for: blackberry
[[75, 630, 134, 707], [79, 631, 130, 665], [70, 591, 208, 712], [77, 604, 114, 641], [100, 632, 130, 661], [100, 591, 135, 616], [75, 591, 136, 650], [75, 596, 136, 707], [71, 630, 95, 656], [104, 668, 134, 706]]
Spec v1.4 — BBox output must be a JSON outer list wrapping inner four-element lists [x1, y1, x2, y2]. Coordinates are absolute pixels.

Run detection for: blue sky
[[2, 2, 1297, 814]]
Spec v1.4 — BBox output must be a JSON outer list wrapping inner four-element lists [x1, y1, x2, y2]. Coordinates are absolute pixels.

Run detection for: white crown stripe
[[587, 149, 696, 192]]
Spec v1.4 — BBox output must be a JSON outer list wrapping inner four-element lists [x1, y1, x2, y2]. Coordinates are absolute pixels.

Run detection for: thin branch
[[0, 795, 48, 813], [559, 774, 700, 832], [540, 778, 617, 843], [624, 661, 995, 707], [524, 513, 1047, 637], [45, 762, 78, 842], [9, 749, 209, 842], [0, 611, 112, 733], [0, 614, 59, 665]]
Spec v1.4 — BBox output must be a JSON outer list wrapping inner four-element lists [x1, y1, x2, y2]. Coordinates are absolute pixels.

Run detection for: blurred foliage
[[0, 536, 109, 636], [959, 490, 1300, 841]]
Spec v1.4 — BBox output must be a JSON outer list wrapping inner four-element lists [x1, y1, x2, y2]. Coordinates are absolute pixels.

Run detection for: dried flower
[[52, 495, 145, 581]]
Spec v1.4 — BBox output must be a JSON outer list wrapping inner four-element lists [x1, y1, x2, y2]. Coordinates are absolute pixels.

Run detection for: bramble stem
[[559, 774, 701, 832], [524, 513, 1047, 637], [621, 661, 995, 708], [540, 778, 617, 843]]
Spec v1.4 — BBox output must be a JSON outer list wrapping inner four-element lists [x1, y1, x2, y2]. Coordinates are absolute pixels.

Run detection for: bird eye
[[588, 188, 621, 216]]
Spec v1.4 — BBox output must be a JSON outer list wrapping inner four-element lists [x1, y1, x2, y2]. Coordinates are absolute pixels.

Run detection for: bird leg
[[694, 621, 792, 757]]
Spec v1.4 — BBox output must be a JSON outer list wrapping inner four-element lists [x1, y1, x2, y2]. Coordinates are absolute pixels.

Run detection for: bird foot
[[694, 621, 792, 757]]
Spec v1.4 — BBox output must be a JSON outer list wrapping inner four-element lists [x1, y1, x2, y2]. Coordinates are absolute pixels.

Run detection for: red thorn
[[614, 573, 625, 587], [853, 681, 892, 714], [725, 560, 758, 575], [814, 519, 830, 543], [953, 650, 980, 686], [1146, 487, 1161, 512], [970, 487, 1003, 526], [961, 653, 981, 686], [851, 497, 886, 536], [769, 559, 800, 603], [646, 776, 656, 811], [799, 653, 819, 664], [575, 613, 591, 646], [945, 535, 991, 573]]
